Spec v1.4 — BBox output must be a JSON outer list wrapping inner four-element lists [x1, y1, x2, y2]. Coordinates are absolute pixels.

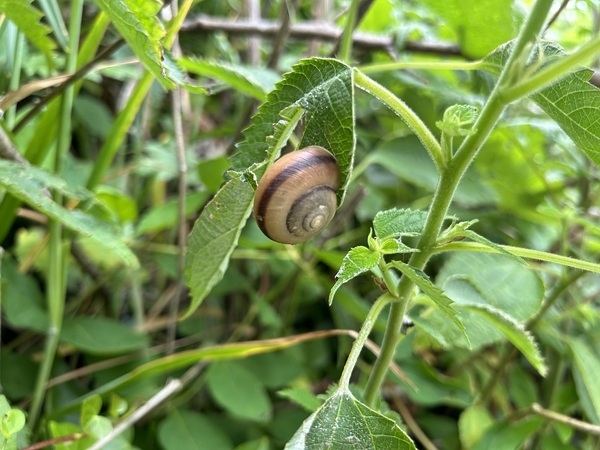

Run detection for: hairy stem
[[361, 0, 554, 407]]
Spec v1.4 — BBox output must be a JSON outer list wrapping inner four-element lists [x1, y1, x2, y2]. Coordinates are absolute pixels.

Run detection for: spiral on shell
[[253, 146, 340, 244]]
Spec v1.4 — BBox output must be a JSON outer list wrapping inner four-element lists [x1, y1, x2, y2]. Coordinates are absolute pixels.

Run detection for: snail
[[253, 146, 340, 244]]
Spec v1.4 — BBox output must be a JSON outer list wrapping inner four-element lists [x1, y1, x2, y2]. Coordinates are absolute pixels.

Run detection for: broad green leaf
[[136, 191, 209, 235], [286, 388, 415, 449], [373, 208, 427, 239], [484, 41, 600, 166], [0, 0, 56, 60], [1, 257, 48, 333], [179, 59, 280, 100], [0, 161, 139, 268], [206, 361, 272, 423], [329, 246, 380, 304], [368, 136, 498, 207], [0, 352, 37, 401], [464, 303, 546, 376], [437, 253, 543, 321], [277, 388, 322, 413], [458, 404, 493, 449], [93, 0, 175, 89], [391, 260, 467, 338], [568, 338, 600, 424], [421, 0, 517, 58], [158, 410, 233, 450], [84, 415, 112, 440], [61, 317, 148, 354], [185, 58, 355, 315], [471, 417, 543, 450]]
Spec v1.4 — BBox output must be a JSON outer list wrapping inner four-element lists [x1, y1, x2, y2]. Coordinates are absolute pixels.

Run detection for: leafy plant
[[1, 0, 600, 449]]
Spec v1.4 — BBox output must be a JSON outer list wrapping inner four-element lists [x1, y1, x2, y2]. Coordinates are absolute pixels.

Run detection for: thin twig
[[267, 0, 298, 69], [181, 16, 463, 56], [531, 403, 600, 436], [543, 0, 571, 35], [246, 0, 261, 65], [0, 126, 28, 164], [167, 0, 189, 355], [13, 39, 124, 134], [390, 392, 438, 450]]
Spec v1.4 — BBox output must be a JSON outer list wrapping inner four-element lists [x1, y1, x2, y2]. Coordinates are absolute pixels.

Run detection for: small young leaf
[[81, 395, 102, 429], [391, 261, 467, 339], [436, 104, 478, 136], [329, 246, 381, 305], [286, 388, 415, 449], [379, 238, 418, 255], [373, 208, 427, 239], [0, 408, 25, 439]]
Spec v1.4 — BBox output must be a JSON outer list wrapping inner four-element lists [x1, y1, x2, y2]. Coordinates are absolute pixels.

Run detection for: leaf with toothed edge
[[184, 58, 355, 318]]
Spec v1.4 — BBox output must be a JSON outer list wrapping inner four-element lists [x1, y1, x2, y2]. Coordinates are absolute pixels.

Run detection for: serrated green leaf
[[184, 175, 255, 318], [185, 58, 355, 315], [0, 161, 138, 268], [232, 58, 355, 203], [286, 388, 415, 449], [179, 58, 279, 100], [484, 41, 600, 166], [0, 0, 56, 60], [93, 0, 175, 89], [329, 246, 380, 305], [380, 238, 418, 255], [464, 303, 546, 376], [391, 260, 467, 339], [373, 208, 427, 239]]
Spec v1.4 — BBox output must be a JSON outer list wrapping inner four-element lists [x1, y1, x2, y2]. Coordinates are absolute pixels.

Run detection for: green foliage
[[2, 0, 600, 449], [286, 388, 415, 449]]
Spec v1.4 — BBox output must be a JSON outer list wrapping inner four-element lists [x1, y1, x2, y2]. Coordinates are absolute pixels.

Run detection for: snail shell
[[253, 146, 340, 244]]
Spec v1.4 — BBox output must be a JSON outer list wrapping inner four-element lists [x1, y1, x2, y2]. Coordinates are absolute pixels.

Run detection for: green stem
[[28, 0, 83, 429], [434, 241, 600, 274], [338, 0, 360, 63], [360, 60, 484, 74], [502, 33, 600, 102], [361, 0, 554, 407], [338, 294, 393, 389], [353, 69, 444, 168]]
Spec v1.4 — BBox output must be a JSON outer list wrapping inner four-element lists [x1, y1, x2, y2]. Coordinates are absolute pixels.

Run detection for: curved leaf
[[184, 58, 355, 316]]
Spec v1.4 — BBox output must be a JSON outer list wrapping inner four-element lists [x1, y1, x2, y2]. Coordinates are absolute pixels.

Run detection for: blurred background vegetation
[[1, 0, 600, 449]]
